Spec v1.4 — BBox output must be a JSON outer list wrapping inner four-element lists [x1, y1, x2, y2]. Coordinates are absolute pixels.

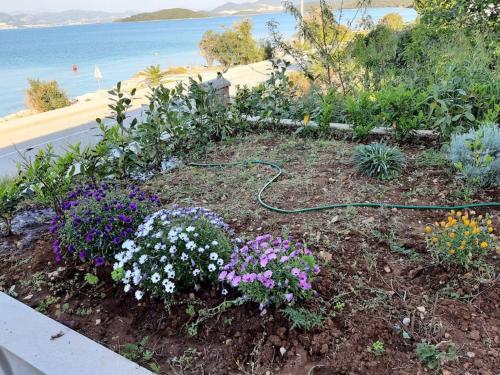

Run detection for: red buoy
[[72, 64, 78, 73]]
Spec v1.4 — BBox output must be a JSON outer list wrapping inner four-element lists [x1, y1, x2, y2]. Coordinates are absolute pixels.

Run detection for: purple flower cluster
[[51, 182, 160, 266], [219, 234, 319, 307]]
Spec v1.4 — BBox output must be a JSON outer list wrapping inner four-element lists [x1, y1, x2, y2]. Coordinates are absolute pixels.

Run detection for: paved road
[[0, 61, 273, 178]]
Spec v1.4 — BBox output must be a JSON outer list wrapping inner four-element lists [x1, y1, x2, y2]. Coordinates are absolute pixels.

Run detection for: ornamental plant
[[51, 183, 160, 266], [113, 207, 237, 301], [219, 234, 320, 309], [424, 210, 496, 270], [352, 142, 406, 180], [448, 124, 499, 188]]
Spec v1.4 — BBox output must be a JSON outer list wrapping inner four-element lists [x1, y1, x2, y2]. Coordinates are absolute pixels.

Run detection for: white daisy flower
[[209, 252, 218, 261], [181, 253, 189, 261], [186, 226, 195, 232], [160, 256, 167, 263], [211, 240, 219, 246], [124, 284, 131, 292], [164, 281, 175, 293], [169, 246, 177, 254], [151, 273, 161, 283], [198, 247, 205, 253], [164, 264, 173, 272], [139, 254, 148, 264], [186, 241, 196, 250], [208, 264, 216, 272], [167, 270, 175, 279], [193, 269, 201, 276], [222, 289, 228, 295], [217, 258, 224, 266], [135, 290, 144, 300]]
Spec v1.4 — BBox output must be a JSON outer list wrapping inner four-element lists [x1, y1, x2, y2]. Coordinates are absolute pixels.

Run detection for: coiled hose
[[189, 160, 500, 214]]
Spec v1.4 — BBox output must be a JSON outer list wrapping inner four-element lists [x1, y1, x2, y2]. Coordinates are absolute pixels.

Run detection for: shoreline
[[0, 60, 275, 148], [0, 5, 415, 31], [0, 64, 218, 123]]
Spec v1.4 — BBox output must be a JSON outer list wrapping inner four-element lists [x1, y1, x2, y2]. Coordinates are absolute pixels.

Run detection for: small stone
[[225, 339, 232, 345], [444, 333, 451, 339], [466, 352, 475, 358], [279, 347, 287, 356], [442, 370, 452, 375], [417, 306, 426, 313], [320, 344, 329, 354], [384, 266, 392, 273], [469, 330, 481, 341], [402, 317, 411, 326], [95, 319, 101, 325]]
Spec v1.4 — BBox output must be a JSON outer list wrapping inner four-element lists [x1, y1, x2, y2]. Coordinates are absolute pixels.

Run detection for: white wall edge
[[0, 292, 153, 375]]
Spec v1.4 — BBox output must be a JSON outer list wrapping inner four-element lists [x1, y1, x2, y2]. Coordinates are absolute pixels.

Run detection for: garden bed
[[1, 133, 498, 374]]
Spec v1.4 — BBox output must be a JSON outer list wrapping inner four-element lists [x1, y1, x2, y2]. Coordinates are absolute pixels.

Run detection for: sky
[[0, 0, 254, 13]]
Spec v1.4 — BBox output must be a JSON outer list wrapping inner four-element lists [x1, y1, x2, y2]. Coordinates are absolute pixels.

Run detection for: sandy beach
[[0, 60, 274, 150]]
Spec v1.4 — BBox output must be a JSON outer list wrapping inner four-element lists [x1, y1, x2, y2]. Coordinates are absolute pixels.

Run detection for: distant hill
[[117, 8, 209, 22], [0, 10, 132, 28]]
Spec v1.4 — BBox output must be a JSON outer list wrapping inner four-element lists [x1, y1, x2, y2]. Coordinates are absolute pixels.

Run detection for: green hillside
[[117, 8, 209, 22]]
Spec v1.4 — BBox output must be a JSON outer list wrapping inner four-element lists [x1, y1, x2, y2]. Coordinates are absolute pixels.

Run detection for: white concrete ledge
[[242, 115, 438, 138], [0, 293, 153, 375]]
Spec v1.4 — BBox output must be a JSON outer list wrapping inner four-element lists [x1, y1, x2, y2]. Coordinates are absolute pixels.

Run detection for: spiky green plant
[[139, 65, 166, 86], [352, 142, 405, 180]]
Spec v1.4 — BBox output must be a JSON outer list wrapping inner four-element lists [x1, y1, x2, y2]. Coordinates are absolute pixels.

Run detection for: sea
[[0, 7, 417, 117]]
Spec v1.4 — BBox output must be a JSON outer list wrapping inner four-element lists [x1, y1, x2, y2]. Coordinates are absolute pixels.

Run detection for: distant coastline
[[0, 1, 414, 29]]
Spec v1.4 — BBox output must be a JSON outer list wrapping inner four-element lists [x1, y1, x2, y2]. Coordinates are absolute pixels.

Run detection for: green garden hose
[[189, 160, 500, 214]]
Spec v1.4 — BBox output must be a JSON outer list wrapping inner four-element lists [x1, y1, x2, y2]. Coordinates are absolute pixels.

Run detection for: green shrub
[[26, 79, 70, 112], [345, 92, 379, 138], [199, 20, 264, 68], [0, 179, 22, 236], [353, 142, 405, 180], [424, 211, 495, 270], [378, 12, 404, 30], [375, 85, 427, 140], [113, 207, 235, 300], [52, 184, 160, 265], [416, 342, 458, 370], [18, 145, 76, 214], [448, 124, 499, 187]]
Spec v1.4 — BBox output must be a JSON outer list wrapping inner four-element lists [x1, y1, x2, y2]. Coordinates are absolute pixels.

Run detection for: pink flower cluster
[[219, 234, 320, 307]]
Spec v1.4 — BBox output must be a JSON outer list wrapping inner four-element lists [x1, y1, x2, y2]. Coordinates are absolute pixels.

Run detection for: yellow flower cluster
[[424, 210, 496, 270]]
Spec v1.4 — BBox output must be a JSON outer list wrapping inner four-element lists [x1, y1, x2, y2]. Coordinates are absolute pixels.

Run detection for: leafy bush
[[0, 179, 22, 236], [199, 20, 264, 68], [424, 210, 495, 270], [18, 145, 76, 214], [378, 12, 404, 30], [416, 342, 458, 370], [344, 92, 379, 138], [26, 79, 70, 112], [448, 124, 500, 187], [375, 85, 427, 140], [113, 207, 236, 300], [219, 234, 320, 309], [352, 142, 405, 180], [51, 183, 160, 265]]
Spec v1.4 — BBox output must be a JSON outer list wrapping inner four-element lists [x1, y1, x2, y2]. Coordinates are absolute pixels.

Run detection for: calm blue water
[[0, 7, 417, 116]]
